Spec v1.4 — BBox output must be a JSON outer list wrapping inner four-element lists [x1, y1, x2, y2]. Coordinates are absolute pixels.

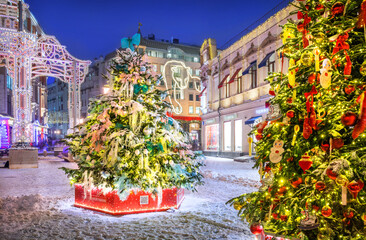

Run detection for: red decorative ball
[[280, 215, 288, 221], [287, 98, 293, 104], [299, 153, 313, 174], [315, 4, 325, 14], [269, 89, 276, 96], [345, 85, 355, 94], [326, 168, 338, 180], [332, 138, 344, 149], [255, 134, 263, 141], [331, 2, 344, 16], [297, 22, 305, 32], [286, 110, 295, 118], [250, 223, 263, 235], [344, 210, 354, 219], [321, 206, 332, 217], [308, 73, 316, 84], [272, 213, 279, 220], [315, 181, 326, 191], [312, 205, 320, 211], [341, 112, 357, 126]]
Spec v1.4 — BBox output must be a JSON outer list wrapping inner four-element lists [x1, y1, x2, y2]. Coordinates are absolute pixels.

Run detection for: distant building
[[200, 4, 295, 158], [81, 35, 202, 148], [47, 77, 69, 140]]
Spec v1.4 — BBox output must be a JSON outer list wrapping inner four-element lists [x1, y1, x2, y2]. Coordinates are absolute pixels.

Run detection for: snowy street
[[0, 156, 260, 240]]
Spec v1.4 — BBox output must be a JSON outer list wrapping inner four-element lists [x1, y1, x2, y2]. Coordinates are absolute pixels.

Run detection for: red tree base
[[74, 184, 184, 215]]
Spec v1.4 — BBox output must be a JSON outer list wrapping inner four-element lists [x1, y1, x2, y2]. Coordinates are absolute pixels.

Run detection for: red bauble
[[348, 180, 364, 199], [291, 177, 303, 188], [341, 112, 358, 126], [255, 134, 263, 141], [345, 85, 355, 94], [321, 206, 332, 217], [269, 90, 276, 96], [315, 181, 326, 191], [280, 215, 288, 221], [264, 165, 271, 173], [326, 168, 338, 180], [315, 4, 325, 14], [250, 223, 263, 235], [299, 153, 313, 174], [278, 186, 287, 195], [344, 210, 354, 219], [287, 98, 293, 104], [286, 110, 295, 118], [272, 213, 279, 220], [308, 73, 316, 84], [331, 2, 345, 16], [333, 138, 344, 149], [321, 142, 330, 152]]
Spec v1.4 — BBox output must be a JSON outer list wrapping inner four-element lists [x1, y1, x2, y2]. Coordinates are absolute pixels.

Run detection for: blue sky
[[28, 0, 290, 60]]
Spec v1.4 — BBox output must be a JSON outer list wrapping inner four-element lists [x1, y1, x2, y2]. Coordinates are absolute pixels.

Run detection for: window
[[189, 82, 194, 89], [6, 75, 12, 90], [237, 75, 243, 94], [189, 106, 194, 114], [160, 79, 165, 86], [205, 124, 219, 151], [250, 63, 257, 89], [152, 64, 157, 72], [225, 83, 230, 98], [195, 69, 200, 76], [7, 94, 11, 115], [195, 107, 200, 114], [193, 57, 199, 62], [196, 95, 200, 101], [189, 94, 194, 101], [176, 93, 181, 99], [160, 65, 164, 73], [224, 121, 231, 151], [189, 68, 193, 75], [235, 120, 242, 151], [268, 53, 275, 74]]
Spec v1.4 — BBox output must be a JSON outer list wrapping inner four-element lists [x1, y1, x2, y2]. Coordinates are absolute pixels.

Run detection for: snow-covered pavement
[[0, 156, 260, 240]]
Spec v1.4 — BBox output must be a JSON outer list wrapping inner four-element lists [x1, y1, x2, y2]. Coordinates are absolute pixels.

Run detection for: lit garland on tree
[[228, 0, 366, 239], [61, 47, 203, 200]]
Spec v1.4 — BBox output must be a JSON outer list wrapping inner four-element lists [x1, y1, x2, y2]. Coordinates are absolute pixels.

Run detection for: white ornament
[[320, 59, 332, 89], [269, 140, 284, 163], [143, 149, 148, 155], [135, 149, 140, 155], [143, 127, 152, 136]]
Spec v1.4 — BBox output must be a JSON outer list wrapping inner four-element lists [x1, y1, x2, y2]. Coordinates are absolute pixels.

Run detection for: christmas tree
[[61, 45, 203, 200], [229, 0, 366, 239]]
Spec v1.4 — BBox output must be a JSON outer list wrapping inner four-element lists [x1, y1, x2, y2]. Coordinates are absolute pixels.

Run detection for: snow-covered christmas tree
[[61, 40, 203, 206]]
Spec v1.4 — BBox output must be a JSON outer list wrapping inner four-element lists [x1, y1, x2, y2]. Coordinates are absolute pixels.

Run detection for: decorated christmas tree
[[61, 41, 203, 202], [229, 0, 366, 239]]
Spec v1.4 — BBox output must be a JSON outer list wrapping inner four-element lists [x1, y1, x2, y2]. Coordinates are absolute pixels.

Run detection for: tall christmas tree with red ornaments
[[229, 0, 366, 239]]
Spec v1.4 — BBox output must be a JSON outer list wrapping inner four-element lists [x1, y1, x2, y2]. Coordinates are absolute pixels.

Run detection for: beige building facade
[[200, 4, 296, 158]]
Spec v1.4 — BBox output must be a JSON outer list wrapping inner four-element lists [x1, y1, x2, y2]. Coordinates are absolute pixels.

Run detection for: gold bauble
[[233, 201, 242, 210], [301, 51, 314, 67]]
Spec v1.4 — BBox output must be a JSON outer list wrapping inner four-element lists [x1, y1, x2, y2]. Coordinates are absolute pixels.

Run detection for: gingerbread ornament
[[320, 59, 332, 89], [269, 140, 285, 163]]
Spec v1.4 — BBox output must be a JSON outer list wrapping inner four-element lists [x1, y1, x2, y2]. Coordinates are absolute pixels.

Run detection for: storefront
[[0, 116, 12, 149], [32, 121, 48, 148], [201, 99, 269, 158]]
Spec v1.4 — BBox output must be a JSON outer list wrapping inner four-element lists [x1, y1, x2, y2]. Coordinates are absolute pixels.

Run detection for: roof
[[104, 37, 200, 61]]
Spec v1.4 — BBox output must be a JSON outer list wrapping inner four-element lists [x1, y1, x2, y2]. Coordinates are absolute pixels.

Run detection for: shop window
[[189, 94, 194, 101], [224, 121, 231, 151], [225, 83, 230, 98], [235, 120, 242, 152], [250, 63, 257, 89], [205, 124, 219, 151], [189, 106, 194, 114], [189, 82, 194, 89]]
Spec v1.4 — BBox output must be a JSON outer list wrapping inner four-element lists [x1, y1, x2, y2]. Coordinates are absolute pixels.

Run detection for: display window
[[224, 121, 231, 151], [235, 120, 242, 152], [205, 124, 219, 151]]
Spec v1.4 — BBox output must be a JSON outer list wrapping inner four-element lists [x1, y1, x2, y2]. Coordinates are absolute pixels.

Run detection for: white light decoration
[[162, 60, 200, 114], [103, 87, 110, 94], [0, 27, 90, 145]]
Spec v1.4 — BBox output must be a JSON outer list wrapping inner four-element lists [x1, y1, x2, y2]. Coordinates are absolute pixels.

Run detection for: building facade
[[81, 35, 202, 148], [200, 4, 295, 158]]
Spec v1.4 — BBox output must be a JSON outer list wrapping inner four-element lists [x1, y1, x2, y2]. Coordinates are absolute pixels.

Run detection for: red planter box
[[74, 184, 184, 215]]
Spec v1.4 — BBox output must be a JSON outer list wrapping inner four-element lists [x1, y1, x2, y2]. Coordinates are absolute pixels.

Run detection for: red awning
[[198, 87, 207, 98], [227, 68, 242, 84], [218, 74, 229, 88]]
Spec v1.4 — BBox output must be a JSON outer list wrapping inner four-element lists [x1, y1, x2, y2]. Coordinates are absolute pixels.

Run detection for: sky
[[28, 0, 289, 61]]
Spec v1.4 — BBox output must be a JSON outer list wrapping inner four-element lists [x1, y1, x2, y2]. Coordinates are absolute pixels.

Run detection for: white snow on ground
[[0, 156, 260, 240]]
